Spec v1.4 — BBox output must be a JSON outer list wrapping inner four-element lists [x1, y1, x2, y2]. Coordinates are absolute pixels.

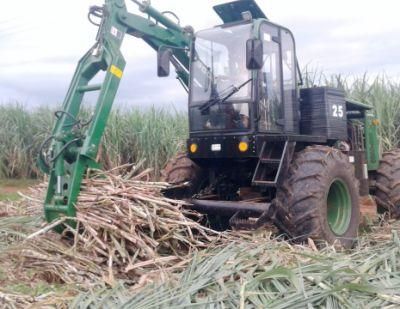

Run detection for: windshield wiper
[[199, 78, 253, 113]]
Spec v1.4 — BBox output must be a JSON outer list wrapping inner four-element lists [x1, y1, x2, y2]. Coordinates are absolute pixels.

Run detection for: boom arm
[[38, 0, 192, 226]]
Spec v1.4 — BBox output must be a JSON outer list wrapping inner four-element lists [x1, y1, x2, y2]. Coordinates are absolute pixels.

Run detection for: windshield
[[190, 103, 250, 131], [190, 24, 252, 105]]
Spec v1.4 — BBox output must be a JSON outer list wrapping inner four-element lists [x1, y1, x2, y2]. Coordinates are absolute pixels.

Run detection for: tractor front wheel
[[274, 146, 360, 248]]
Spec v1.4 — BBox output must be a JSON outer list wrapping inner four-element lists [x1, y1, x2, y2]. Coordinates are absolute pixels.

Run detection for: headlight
[[238, 141, 249, 153], [190, 143, 198, 153]]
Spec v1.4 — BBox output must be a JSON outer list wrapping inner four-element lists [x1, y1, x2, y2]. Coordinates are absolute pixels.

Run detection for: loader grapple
[[39, 0, 192, 226]]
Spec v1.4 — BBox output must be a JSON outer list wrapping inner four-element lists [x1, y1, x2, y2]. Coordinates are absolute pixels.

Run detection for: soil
[[0, 180, 38, 201]]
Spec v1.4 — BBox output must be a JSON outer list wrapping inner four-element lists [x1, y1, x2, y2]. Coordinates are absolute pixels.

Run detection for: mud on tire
[[375, 149, 400, 218], [274, 146, 360, 249]]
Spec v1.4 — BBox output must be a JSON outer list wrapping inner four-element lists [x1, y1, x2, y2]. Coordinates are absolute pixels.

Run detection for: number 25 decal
[[332, 105, 344, 118]]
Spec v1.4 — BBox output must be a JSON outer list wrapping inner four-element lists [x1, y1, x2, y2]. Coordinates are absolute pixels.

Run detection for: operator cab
[[189, 23, 253, 132], [188, 20, 299, 136], [157, 0, 300, 159]]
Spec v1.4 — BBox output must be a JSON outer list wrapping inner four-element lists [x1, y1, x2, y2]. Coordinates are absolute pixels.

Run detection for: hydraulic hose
[[88, 6, 104, 26], [131, 0, 183, 33]]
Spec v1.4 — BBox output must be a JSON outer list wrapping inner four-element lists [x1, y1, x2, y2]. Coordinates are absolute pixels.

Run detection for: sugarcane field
[[1, 0, 400, 308]]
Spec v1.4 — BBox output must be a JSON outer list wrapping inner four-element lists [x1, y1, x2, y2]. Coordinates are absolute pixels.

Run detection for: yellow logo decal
[[110, 65, 123, 79], [372, 119, 380, 126]]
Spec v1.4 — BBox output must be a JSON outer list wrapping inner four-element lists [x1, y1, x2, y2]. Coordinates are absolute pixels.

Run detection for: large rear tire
[[274, 146, 360, 248], [375, 149, 400, 218], [161, 153, 204, 199]]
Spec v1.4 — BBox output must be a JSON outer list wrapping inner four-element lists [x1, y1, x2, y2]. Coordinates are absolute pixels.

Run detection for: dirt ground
[[0, 180, 38, 201]]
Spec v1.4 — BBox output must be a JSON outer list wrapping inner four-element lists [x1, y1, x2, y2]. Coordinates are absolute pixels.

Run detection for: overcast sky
[[0, 0, 399, 109]]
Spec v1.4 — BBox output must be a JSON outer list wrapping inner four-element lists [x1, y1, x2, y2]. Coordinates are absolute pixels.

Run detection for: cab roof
[[213, 0, 267, 24]]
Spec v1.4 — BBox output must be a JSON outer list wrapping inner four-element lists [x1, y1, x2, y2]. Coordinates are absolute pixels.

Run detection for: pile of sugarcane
[[2, 164, 400, 308], [72, 224, 400, 308], [0, 189, 43, 252], [11, 165, 222, 286]]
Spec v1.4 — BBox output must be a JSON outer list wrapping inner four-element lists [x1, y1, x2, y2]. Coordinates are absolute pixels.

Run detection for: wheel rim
[[327, 179, 352, 236]]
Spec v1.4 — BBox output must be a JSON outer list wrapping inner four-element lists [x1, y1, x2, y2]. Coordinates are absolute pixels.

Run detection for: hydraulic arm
[[37, 0, 193, 226]]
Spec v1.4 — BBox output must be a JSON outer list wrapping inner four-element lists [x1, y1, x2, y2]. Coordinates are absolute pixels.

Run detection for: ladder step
[[260, 158, 281, 165], [253, 180, 277, 187], [252, 141, 289, 188], [77, 84, 102, 93]]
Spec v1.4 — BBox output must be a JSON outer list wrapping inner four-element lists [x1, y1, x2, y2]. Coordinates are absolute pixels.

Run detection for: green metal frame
[[38, 0, 192, 226], [364, 111, 380, 171]]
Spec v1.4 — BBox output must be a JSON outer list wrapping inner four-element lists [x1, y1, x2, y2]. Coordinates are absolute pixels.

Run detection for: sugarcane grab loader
[[38, 0, 400, 248]]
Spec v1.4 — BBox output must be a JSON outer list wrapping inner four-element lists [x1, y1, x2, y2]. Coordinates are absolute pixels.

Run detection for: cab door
[[258, 23, 299, 134], [258, 23, 283, 132], [281, 28, 299, 133]]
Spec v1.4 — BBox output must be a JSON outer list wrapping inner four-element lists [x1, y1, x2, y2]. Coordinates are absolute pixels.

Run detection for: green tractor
[[38, 0, 400, 248]]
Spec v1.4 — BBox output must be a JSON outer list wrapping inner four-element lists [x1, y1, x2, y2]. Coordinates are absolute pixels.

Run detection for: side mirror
[[157, 48, 172, 77], [246, 39, 263, 70]]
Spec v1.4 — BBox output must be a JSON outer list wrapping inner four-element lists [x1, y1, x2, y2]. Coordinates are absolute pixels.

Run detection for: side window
[[282, 30, 295, 89], [281, 29, 298, 132], [259, 24, 283, 132]]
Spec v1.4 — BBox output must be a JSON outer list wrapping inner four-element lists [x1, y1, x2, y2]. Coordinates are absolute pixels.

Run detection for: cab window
[[259, 24, 283, 132], [281, 28, 297, 132]]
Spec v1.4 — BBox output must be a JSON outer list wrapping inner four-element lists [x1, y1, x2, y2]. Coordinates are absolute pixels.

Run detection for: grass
[[0, 267, 6, 281], [0, 192, 19, 202], [0, 73, 399, 180], [101, 106, 187, 175], [0, 104, 53, 179], [0, 258, 78, 307], [4, 282, 68, 298], [0, 179, 37, 201], [0, 105, 187, 179], [0, 201, 74, 306]]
